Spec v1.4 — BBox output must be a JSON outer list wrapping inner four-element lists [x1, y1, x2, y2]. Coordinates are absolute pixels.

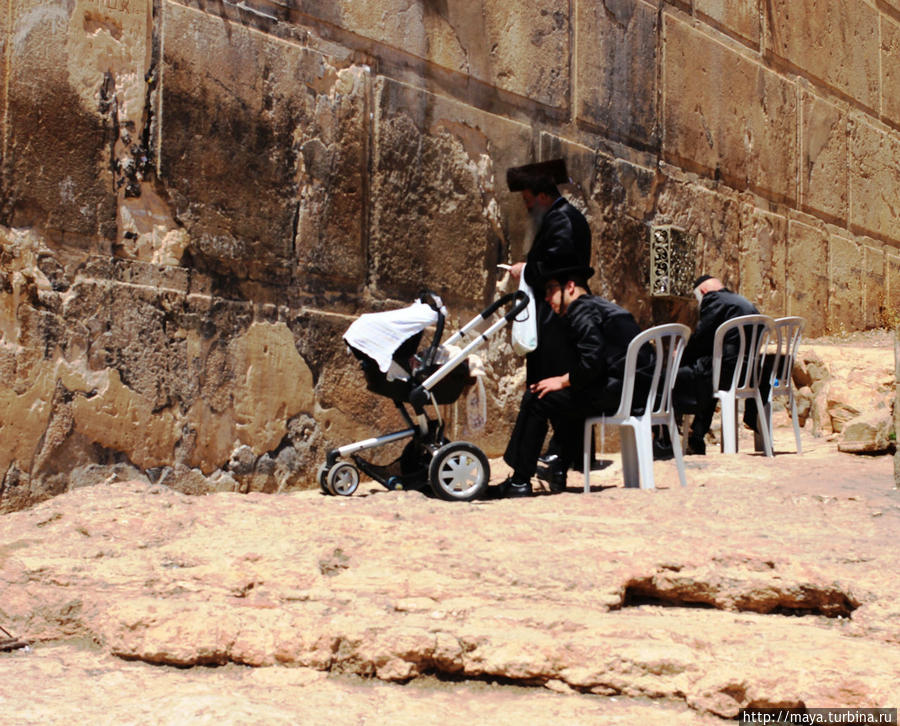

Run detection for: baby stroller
[[318, 290, 529, 501]]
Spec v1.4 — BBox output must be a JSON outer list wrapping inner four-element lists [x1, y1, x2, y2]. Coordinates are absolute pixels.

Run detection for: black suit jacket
[[522, 196, 592, 383], [523, 197, 592, 288], [682, 288, 759, 383]]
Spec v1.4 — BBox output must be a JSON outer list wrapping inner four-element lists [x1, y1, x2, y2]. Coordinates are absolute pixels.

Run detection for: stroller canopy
[[343, 301, 440, 373]]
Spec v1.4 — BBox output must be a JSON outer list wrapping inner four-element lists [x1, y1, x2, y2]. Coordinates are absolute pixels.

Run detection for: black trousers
[[673, 364, 716, 443], [503, 389, 584, 480], [674, 356, 775, 441]]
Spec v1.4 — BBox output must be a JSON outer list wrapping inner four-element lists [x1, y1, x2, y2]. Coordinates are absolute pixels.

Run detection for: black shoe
[[686, 436, 706, 456], [652, 439, 674, 461], [537, 452, 559, 466], [548, 469, 567, 493], [501, 478, 533, 498]]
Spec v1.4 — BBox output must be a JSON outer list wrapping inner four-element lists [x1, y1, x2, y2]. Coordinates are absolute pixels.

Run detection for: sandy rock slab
[[0, 644, 721, 726], [0, 432, 898, 722]]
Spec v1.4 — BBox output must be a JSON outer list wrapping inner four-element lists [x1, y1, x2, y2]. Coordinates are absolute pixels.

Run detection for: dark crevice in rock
[[622, 590, 718, 610], [620, 576, 860, 619]]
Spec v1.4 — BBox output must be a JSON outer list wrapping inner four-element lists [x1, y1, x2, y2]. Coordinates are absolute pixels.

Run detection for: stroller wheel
[[327, 462, 360, 496], [317, 463, 332, 495], [428, 442, 489, 502]]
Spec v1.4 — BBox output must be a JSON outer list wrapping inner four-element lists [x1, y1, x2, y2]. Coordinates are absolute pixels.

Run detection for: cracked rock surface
[[0, 430, 897, 723]]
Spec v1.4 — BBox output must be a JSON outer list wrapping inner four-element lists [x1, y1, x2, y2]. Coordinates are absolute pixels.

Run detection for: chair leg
[[789, 390, 803, 455], [720, 395, 738, 454], [619, 425, 640, 488], [634, 420, 655, 490], [668, 415, 687, 487], [582, 421, 593, 493], [753, 392, 774, 457], [754, 401, 771, 453]]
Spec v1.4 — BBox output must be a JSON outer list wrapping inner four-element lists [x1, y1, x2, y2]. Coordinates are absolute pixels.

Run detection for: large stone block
[[579, 152, 662, 324], [369, 77, 532, 308], [849, 116, 900, 241], [828, 236, 864, 333], [575, 0, 659, 148], [800, 91, 848, 222], [1, 1, 7, 178], [663, 16, 797, 202], [694, 0, 760, 48], [786, 220, 829, 337], [295, 0, 570, 109], [864, 244, 886, 330], [888, 253, 900, 325], [1, 0, 152, 239], [766, 0, 879, 110], [160, 2, 368, 287], [739, 205, 786, 316], [882, 16, 900, 124], [655, 178, 742, 290]]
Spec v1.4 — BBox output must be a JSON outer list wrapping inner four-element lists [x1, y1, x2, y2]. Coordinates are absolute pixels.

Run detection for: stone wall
[[2, 0, 899, 507]]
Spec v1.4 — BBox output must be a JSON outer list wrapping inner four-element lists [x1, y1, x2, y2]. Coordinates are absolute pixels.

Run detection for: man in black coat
[[673, 275, 759, 454], [501, 265, 653, 497], [505, 160, 592, 477], [506, 160, 592, 384]]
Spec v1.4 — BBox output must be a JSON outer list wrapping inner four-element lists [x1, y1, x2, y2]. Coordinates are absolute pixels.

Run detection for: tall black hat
[[506, 158, 569, 192], [535, 262, 595, 286]]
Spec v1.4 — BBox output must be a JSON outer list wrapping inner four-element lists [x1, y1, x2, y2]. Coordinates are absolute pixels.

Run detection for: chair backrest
[[770, 316, 805, 398], [610, 323, 691, 420], [712, 314, 776, 395]]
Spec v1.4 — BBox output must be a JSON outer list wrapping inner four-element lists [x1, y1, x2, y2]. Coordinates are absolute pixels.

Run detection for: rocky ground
[[0, 336, 897, 724], [0, 419, 898, 725]]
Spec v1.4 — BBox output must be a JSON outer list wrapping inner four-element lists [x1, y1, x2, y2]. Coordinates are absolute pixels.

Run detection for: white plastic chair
[[754, 316, 805, 455], [711, 314, 776, 456], [582, 323, 690, 492]]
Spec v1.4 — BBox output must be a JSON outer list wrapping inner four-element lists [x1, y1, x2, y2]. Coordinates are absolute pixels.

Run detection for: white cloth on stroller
[[343, 301, 440, 376]]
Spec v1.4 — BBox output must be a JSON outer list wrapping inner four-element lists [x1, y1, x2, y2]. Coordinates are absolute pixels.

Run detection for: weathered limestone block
[[582, 152, 661, 324], [865, 245, 886, 330], [895, 328, 900, 488], [694, 0, 759, 47], [160, 1, 368, 286], [800, 92, 848, 222], [2, 0, 143, 239], [828, 236, 864, 333], [766, 0, 879, 109], [229, 322, 314, 455], [849, 116, 900, 242], [786, 221, 829, 337], [117, 190, 190, 266], [739, 205, 786, 315], [575, 0, 659, 148], [889, 254, 900, 325], [663, 16, 797, 202], [370, 78, 530, 307], [296, 66, 369, 291], [825, 382, 862, 434], [179, 319, 315, 473], [655, 178, 741, 289], [794, 349, 830, 434], [838, 410, 892, 454], [70, 368, 179, 469], [882, 17, 900, 125], [301, 1, 570, 108], [808, 345, 895, 437], [60, 276, 196, 411], [0, 362, 54, 484]]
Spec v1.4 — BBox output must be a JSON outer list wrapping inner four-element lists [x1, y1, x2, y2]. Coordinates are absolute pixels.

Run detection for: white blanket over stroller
[[343, 301, 441, 379]]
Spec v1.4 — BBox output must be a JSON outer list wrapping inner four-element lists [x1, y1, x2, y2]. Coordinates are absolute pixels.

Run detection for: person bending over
[[672, 275, 759, 455]]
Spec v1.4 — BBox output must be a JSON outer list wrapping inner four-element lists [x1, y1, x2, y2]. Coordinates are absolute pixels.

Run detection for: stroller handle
[[409, 290, 531, 410]]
